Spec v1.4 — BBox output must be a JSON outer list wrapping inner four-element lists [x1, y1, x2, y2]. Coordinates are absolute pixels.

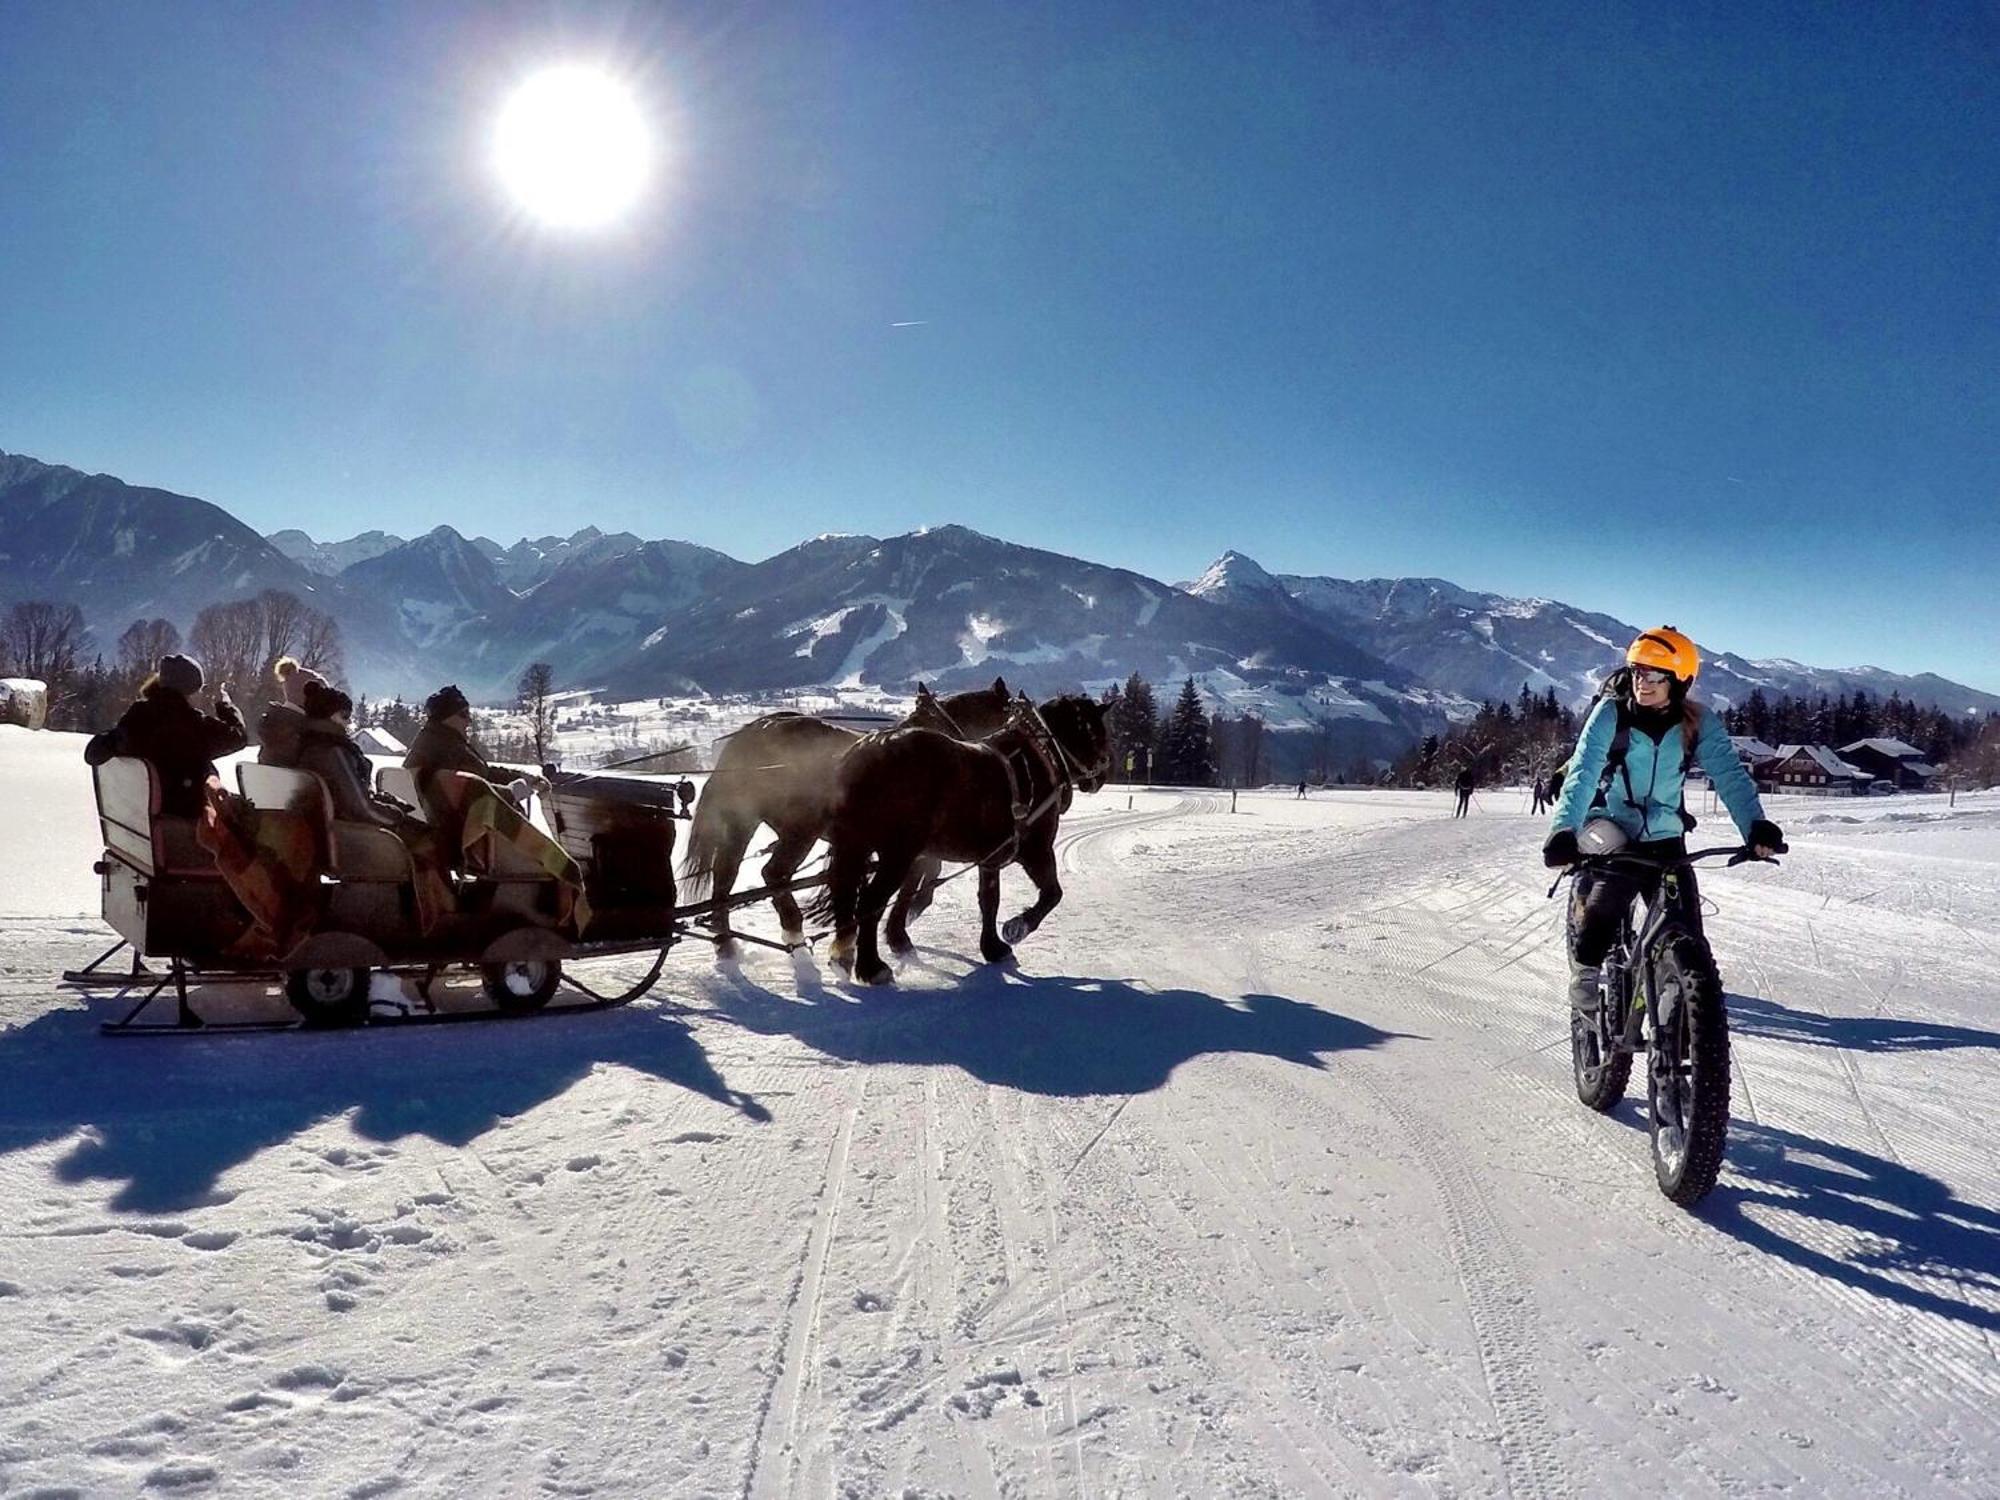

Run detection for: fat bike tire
[[1566, 885, 1630, 1111], [1648, 938, 1731, 1206], [1571, 1007, 1632, 1112]]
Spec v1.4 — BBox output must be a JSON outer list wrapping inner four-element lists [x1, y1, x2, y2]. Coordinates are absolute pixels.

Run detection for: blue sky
[[2, 1, 1995, 688]]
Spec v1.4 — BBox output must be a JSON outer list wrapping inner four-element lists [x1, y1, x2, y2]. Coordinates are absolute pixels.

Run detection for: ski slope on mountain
[[1, 725, 1995, 1497]]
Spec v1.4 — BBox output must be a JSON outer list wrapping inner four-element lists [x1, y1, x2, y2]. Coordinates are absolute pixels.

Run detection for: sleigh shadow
[[0, 976, 767, 1215], [714, 961, 1406, 1098]]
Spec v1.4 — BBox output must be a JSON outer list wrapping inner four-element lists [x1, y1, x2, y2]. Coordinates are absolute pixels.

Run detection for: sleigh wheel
[[284, 967, 371, 1028], [482, 959, 561, 1013]]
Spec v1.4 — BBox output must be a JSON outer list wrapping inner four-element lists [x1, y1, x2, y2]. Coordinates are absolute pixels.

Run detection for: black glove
[[1749, 819, 1785, 854], [1542, 829, 1580, 868]]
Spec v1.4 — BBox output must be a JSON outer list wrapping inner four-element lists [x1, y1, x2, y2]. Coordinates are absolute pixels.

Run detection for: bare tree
[[256, 589, 309, 666], [2, 600, 89, 679], [294, 604, 345, 682], [188, 598, 266, 698], [518, 661, 557, 767], [115, 618, 182, 680], [188, 590, 345, 697]]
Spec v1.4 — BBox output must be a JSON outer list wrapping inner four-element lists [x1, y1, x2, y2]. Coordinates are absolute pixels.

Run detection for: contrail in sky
[[890, 320, 928, 328]]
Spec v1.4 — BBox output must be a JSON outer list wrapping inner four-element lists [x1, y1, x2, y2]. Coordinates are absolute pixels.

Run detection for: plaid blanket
[[429, 770, 591, 934], [196, 777, 320, 958]]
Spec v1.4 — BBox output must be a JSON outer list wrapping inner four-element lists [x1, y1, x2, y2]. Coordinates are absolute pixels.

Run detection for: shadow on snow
[[714, 954, 1407, 1098], [0, 983, 769, 1215], [1727, 993, 2000, 1054], [1609, 1099, 2000, 1333]]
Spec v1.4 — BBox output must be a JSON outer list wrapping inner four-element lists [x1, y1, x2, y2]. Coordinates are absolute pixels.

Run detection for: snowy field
[[2, 723, 1997, 1497]]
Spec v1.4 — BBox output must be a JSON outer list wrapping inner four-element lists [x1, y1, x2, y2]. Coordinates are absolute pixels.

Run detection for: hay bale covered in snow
[[0, 678, 48, 730]]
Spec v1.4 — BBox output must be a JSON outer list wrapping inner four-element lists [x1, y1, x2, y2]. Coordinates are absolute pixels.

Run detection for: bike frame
[[1562, 845, 1777, 1054]]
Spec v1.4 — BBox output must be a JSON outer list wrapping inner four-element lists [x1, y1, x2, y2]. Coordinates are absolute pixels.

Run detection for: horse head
[[1037, 694, 1113, 793]]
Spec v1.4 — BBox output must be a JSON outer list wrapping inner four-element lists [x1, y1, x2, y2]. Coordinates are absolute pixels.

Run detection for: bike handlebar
[[1546, 842, 1785, 898]]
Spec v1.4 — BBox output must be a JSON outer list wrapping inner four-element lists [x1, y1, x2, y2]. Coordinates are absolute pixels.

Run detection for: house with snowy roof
[[1760, 744, 1871, 796], [1727, 736, 1780, 770], [1837, 737, 1938, 790]]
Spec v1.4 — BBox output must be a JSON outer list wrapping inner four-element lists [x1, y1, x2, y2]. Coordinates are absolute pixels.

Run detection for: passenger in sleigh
[[255, 655, 329, 769], [83, 653, 247, 817], [404, 685, 546, 811], [406, 684, 589, 931], [297, 680, 454, 932]]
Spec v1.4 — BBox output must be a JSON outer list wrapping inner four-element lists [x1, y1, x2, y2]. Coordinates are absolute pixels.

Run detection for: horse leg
[[855, 851, 913, 986], [1001, 835, 1063, 947], [706, 820, 751, 959], [762, 828, 818, 945], [884, 855, 939, 954], [824, 835, 867, 974], [978, 865, 1012, 964]]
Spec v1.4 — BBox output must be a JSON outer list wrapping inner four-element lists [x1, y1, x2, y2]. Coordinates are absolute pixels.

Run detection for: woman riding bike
[[1542, 627, 1783, 1015]]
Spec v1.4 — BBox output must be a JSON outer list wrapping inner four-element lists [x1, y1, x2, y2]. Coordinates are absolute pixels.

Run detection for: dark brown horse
[[680, 678, 1013, 952], [816, 694, 1111, 985]]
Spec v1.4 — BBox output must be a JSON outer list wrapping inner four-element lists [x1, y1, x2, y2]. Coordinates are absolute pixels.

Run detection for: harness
[[1593, 700, 1702, 834]]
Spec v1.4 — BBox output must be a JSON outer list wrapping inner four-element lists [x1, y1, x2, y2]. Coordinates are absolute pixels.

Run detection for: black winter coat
[[83, 684, 248, 818]]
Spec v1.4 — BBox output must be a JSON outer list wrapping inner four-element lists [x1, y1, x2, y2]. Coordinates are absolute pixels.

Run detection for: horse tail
[[804, 832, 859, 927], [679, 787, 728, 901]]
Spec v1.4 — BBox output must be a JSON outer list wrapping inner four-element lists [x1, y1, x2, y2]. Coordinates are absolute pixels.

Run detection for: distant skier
[[1296, 780, 1307, 799], [1530, 772, 1551, 814], [1453, 767, 1476, 818]]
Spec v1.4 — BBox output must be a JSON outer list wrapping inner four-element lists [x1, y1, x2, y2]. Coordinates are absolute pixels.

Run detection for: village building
[[1759, 744, 1871, 796], [1838, 737, 1939, 791]]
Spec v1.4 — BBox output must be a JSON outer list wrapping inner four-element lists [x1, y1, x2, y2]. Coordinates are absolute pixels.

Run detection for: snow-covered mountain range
[[5, 449, 1996, 761]]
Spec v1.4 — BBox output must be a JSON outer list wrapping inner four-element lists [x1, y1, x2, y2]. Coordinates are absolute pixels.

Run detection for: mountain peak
[[1187, 550, 1283, 600]]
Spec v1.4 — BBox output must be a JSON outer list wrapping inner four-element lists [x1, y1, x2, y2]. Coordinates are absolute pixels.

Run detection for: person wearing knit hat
[[258, 656, 333, 768], [157, 653, 205, 697], [82, 655, 247, 818], [405, 683, 544, 815], [297, 678, 414, 827], [272, 655, 329, 709]]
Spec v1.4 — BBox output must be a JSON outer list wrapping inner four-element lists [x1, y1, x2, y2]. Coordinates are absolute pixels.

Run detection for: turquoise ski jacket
[[1549, 698, 1767, 844]]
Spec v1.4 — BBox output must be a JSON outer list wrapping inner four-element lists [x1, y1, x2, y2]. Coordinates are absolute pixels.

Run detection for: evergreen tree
[[1156, 678, 1215, 786], [1110, 672, 1159, 780]]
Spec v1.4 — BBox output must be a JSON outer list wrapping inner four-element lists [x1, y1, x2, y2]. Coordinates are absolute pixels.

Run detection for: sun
[[492, 66, 651, 230]]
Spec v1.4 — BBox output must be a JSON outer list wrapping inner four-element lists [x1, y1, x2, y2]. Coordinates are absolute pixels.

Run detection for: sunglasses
[[1632, 667, 1677, 686]]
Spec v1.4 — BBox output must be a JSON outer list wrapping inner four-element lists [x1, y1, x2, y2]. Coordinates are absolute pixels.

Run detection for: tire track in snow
[[1346, 1066, 1573, 1500], [743, 1073, 866, 1500]]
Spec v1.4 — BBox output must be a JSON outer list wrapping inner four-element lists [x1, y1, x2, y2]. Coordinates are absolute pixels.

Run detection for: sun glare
[[492, 66, 650, 230]]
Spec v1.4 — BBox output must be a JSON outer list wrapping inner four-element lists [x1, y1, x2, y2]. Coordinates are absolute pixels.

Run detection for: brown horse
[[680, 678, 1013, 952], [816, 694, 1111, 985]]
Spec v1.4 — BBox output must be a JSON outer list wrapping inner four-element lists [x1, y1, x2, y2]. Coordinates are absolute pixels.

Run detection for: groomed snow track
[[3, 775, 1998, 1496]]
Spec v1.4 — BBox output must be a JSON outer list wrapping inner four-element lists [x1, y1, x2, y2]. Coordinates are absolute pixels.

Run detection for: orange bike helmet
[[1626, 626, 1700, 683]]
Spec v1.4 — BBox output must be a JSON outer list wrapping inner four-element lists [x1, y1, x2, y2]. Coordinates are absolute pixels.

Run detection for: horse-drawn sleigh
[[67, 681, 1111, 1034]]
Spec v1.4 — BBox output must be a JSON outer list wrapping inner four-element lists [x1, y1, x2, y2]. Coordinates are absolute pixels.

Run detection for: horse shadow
[[715, 958, 1407, 1098], [1610, 1106, 2000, 1333], [1726, 993, 2000, 1054], [0, 983, 767, 1216]]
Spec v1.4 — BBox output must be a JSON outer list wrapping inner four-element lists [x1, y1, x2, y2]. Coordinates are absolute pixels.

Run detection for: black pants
[[1568, 838, 1702, 967]]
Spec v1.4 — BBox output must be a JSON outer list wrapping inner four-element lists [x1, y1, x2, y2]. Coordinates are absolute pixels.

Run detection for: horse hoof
[[781, 927, 806, 949], [886, 931, 914, 955], [981, 939, 1015, 965], [859, 963, 895, 987], [1000, 917, 1028, 945], [715, 937, 740, 963]]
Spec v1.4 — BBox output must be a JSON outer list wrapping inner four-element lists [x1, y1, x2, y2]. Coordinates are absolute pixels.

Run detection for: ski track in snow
[[2, 726, 1998, 1497]]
